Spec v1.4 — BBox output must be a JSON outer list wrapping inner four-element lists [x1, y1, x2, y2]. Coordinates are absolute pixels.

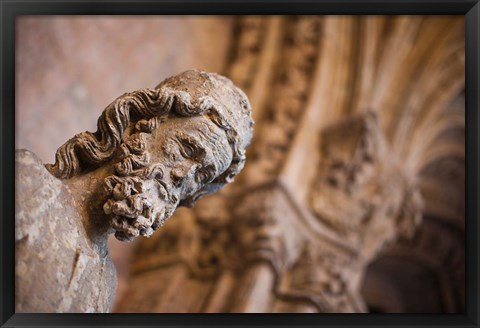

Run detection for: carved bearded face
[[232, 192, 288, 270], [104, 115, 233, 241], [44, 70, 253, 241]]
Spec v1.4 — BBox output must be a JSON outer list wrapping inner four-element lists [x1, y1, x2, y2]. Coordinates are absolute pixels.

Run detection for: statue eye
[[180, 143, 196, 158], [178, 138, 206, 160], [196, 167, 212, 184]]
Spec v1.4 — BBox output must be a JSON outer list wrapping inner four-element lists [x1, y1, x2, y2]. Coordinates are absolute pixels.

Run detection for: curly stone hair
[[46, 70, 254, 203]]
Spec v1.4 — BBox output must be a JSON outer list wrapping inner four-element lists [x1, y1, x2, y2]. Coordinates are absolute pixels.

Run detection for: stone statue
[[15, 70, 253, 312]]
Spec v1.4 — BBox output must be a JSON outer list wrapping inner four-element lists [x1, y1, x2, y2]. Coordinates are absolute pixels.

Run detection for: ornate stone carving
[[278, 244, 359, 313], [308, 112, 422, 255], [16, 70, 253, 312], [231, 186, 305, 274], [242, 17, 322, 183], [189, 194, 233, 277], [227, 16, 268, 92], [47, 69, 253, 241], [271, 112, 425, 311]]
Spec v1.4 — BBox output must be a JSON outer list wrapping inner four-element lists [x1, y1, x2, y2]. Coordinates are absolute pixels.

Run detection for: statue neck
[[63, 164, 115, 251]]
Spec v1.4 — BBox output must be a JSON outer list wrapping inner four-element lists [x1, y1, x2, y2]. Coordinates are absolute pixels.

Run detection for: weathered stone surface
[[15, 70, 253, 312], [46, 70, 253, 242], [16, 149, 117, 312]]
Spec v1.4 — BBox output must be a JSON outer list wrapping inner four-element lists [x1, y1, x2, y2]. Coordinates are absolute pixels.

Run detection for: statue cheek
[[141, 181, 163, 206], [181, 178, 201, 197]]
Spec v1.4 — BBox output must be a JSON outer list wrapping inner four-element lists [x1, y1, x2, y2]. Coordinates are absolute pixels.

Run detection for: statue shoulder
[[16, 149, 61, 192], [16, 149, 65, 231], [15, 149, 117, 312]]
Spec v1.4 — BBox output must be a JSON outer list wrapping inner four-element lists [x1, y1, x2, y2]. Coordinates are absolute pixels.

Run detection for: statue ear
[[178, 183, 224, 208]]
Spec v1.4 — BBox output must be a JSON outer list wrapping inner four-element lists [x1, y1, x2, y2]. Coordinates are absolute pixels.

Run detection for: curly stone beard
[[103, 171, 178, 242], [102, 119, 179, 241]]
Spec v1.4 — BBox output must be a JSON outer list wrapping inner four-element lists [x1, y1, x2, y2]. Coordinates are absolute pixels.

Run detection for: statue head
[[309, 111, 422, 254], [231, 190, 290, 272], [46, 70, 253, 241]]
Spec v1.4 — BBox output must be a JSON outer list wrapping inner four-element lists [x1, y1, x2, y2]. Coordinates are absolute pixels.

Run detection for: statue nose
[[170, 163, 195, 188]]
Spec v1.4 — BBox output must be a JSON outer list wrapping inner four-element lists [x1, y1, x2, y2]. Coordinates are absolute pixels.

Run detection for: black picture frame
[[1, 1, 478, 327]]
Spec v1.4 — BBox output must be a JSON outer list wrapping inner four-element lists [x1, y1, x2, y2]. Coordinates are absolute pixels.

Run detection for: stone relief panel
[[308, 112, 422, 257]]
